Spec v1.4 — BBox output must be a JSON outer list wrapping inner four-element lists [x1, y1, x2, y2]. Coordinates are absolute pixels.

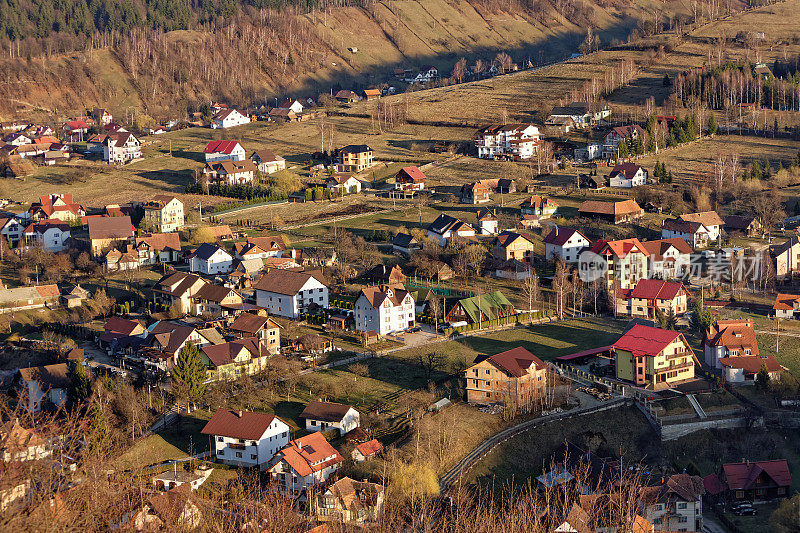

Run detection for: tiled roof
[[543, 227, 588, 247], [705, 319, 759, 355], [201, 408, 281, 440], [18, 363, 70, 389], [136, 232, 181, 252], [591, 238, 649, 258], [492, 230, 532, 249], [203, 140, 241, 154], [613, 324, 685, 357], [680, 211, 723, 227], [718, 355, 780, 373], [360, 284, 410, 308], [201, 338, 263, 367], [300, 401, 356, 422], [640, 237, 693, 259], [87, 215, 134, 240], [773, 293, 800, 310], [627, 279, 685, 300], [104, 316, 142, 336], [229, 313, 277, 335], [395, 166, 426, 183], [473, 347, 546, 378], [722, 459, 792, 490], [609, 162, 643, 180], [578, 199, 641, 216], [275, 431, 343, 477], [355, 439, 383, 457], [253, 269, 326, 295]]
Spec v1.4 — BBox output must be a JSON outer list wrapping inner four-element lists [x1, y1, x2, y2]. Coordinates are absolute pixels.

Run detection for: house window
[[756, 488, 765, 496], [236, 452, 242, 458], [778, 487, 786, 495], [217, 436, 224, 442], [251, 454, 257, 460], [677, 502, 687, 509], [735, 491, 744, 499]]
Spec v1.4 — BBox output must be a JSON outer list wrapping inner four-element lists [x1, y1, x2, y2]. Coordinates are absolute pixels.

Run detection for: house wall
[[255, 278, 328, 318], [190, 250, 233, 275], [305, 409, 360, 435], [645, 499, 702, 532], [354, 293, 415, 335], [213, 420, 289, 467], [464, 360, 546, 408]]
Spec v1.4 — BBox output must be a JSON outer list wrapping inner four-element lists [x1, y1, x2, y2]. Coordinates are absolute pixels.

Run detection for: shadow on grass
[[158, 414, 210, 457], [273, 400, 306, 429]]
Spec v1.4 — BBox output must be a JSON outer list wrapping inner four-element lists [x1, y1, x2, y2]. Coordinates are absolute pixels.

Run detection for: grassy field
[[116, 412, 212, 470]]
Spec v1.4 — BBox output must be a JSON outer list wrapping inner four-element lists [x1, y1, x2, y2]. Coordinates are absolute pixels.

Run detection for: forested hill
[[0, 0, 701, 120], [0, 0, 366, 39]]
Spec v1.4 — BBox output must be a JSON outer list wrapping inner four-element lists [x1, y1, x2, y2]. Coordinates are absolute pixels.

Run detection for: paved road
[[439, 397, 627, 492]]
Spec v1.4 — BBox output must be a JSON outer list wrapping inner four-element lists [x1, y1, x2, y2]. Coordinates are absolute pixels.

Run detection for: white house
[[203, 140, 245, 162], [608, 163, 647, 188], [679, 211, 724, 242], [18, 363, 69, 412], [277, 98, 304, 114], [201, 409, 290, 469], [211, 108, 251, 129], [300, 401, 360, 436], [661, 219, 712, 249], [703, 319, 759, 370], [267, 432, 344, 495], [641, 238, 693, 279], [326, 174, 362, 194], [354, 284, 415, 335], [475, 124, 540, 160], [427, 213, 476, 246], [773, 293, 800, 319], [188, 243, 233, 275], [543, 227, 591, 263], [641, 474, 705, 533], [477, 208, 498, 235], [254, 269, 328, 318], [407, 65, 438, 84], [251, 149, 286, 174], [22, 219, 71, 252], [103, 132, 142, 164], [233, 236, 285, 260], [0, 217, 25, 246]]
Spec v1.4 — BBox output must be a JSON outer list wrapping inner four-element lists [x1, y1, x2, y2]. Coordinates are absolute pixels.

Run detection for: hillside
[[0, 0, 695, 120]]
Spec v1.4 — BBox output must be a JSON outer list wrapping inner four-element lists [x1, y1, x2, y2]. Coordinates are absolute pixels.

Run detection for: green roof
[[457, 291, 513, 323]]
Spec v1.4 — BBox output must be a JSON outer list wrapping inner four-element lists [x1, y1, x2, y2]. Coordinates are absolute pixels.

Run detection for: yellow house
[[614, 325, 695, 389], [201, 338, 270, 381], [491, 231, 534, 262], [464, 347, 547, 412], [338, 144, 374, 172], [143, 195, 185, 233]]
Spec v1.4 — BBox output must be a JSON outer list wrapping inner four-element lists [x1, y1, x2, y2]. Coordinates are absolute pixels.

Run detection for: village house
[[200, 337, 269, 380], [22, 219, 70, 252], [202, 159, 258, 185], [337, 145, 374, 172], [602, 124, 647, 158], [334, 90, 360, 103], [773, 293, 800, 318], [544, 227, 591, 263], [0, 284, 60, 313], [616, 279, 689, 319], [362, 88, 381, 101], [391, 233, 421, 257], [0, 216, 25, 246], [704, 319, 759, 369], [292, 334, 332, 356], [354, 284, 415, 335], [277, 98, 304, 114], [366, 264, 405, 285], [301, 401, 360, 436], [192, 284, 243, 316], [211, 108, 250, 129], [578, 199, 643, 223], [407, 65, 439, 83], [724, 215, 763, 237], [770, 236, 800, 280], [102, 316, 146, 342], [326, 173, 362, 194], [427, 213, 476, 246], [18, 363, 70, 412], [475, 124, 540, 160], [704, 460, 791, 502], [393, 166, 426, 192], [640, 237, 693, 279], [139, 321, 223, 370], [233, 236, 285, 260], [588, 238, 650, 290], [188, 243, 233, 275], [491, 231, 534, 262], [614, 324, 695, 389], [63, 119, 89, 140], [546, 102, 611, 129], [151, 271, 210, 314], [201, 409, 290, 468], [103, 132, 142, 164], [718, 353, 782, 384], [133, 233, 182, 265], [267, 432, 344, 495], [0, 420, 52, 462], [445, 291, 515, 325], [661, 219, 711, 249], [476, 208, 498, 235], [313, 477, 385, 525], [90, 108, 113, 125], [29, 194, 84, 222], [105, 247, 139, 272], [151, 465, 213, 492], [268, 108, 297, 122], [608, 162, 648, 188], [640, 474, 705, 533], [203, 140, 245, 162], [254, 269, 328, 318], [250, 149, 286, 174], [680, 211, 724, 241], [87, 215, 135, 256], [351, 439, 383, 462], [229, 313, 281, 354], [143, 195, 184, 233], [464, 347, 547, 410], [520, 195, 558, 218], [460, 181, 491, 204]]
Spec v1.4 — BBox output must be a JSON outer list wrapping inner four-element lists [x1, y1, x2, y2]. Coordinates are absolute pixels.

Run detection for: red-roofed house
[[704, 319, 759, 369], [201, 409, 290, 468], [394, 166, 426, 191], [203, 140, 245, 162], [352, 439, 383, 462], [617, 279, 688, 318], [709, 460, 792, 501], [719, 355, 782, 383], [587, 238, 649, 290], [521, 195, 559, 218], [773, 293, 800, 319], [268, 432, 344, 495], [614, 324, 694, 389], [22, 219, 71, 252], [640, 238, 693, 278], [64, 120, 89, 140], [544, 227, 591, 263], [464, 347, 548, 411], [211, 108, 250, 129], [29, 194, 84, 223], [608, 163, 647, 188]]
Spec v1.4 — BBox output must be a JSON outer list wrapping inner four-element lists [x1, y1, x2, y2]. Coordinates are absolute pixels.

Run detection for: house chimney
[[236, 410, 243, 418]]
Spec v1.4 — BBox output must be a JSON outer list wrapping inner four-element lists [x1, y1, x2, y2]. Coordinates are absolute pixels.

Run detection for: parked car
[[732, 505, 757, 516], [407, 326, 422, 333]]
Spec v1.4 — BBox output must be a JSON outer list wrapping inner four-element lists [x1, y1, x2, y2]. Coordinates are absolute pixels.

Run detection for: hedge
[[443, 311, 551, 336]]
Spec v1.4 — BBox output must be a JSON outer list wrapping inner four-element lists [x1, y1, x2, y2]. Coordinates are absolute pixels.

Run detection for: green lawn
[[116, 412, 211, 470]]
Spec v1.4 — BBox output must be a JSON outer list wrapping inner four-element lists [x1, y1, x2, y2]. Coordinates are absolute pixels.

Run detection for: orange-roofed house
[[586, 238, 649, 290], [313, 477, 385, 525], [28, 194, 84, 223], [268, 431, 344, 495], [578, 199, 643, 224], [617, 279, 688, 319], [719, 354, 782, 384], [773, 293, 800, 319], [521, 195, 559, 218], [464, 347, 548, 411], [614, 324, 695, 389], [641, 237, 693, 278], [394, 166, 426, 191], [352, 439, 383, 462], [704, 319, 759, 369]]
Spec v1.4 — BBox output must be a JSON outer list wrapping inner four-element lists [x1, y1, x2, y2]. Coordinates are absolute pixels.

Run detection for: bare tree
[[523, 268, 542, 314], [553, 258, 571, 319]]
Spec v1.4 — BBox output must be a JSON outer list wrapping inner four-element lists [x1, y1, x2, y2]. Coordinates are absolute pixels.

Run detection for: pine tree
[[172, 342, 207, 410], [68, 362, 92, 408], [618, 139, 629, 159], [88, 405, 110, 454], [756, 363, 770, 391], [707, 113, 718, 135]]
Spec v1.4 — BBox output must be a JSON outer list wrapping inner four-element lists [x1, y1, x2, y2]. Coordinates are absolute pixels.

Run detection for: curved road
[[439, 398, 627, 492]]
